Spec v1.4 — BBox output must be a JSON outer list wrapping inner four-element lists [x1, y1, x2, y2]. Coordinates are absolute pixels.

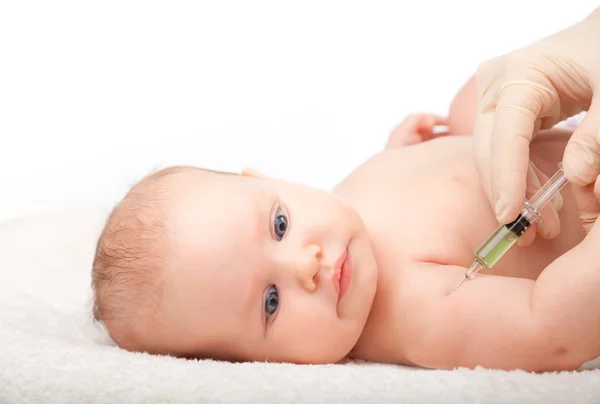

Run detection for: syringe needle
[[448, 261, 484, 296], [448, 275, 468, 296]]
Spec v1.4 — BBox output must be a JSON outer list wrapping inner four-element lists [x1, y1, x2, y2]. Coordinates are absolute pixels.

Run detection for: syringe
[[448, 163, 569, 296]]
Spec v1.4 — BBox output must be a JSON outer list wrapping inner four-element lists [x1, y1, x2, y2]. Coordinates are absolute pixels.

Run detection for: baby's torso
[[333, 134, 585, 364]]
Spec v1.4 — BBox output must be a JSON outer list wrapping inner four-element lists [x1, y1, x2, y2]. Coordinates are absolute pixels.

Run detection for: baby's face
[[155, 168, 378, 364]]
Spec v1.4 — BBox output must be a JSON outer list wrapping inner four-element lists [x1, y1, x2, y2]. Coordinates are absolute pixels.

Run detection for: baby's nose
[[295, 244, 321, 292]]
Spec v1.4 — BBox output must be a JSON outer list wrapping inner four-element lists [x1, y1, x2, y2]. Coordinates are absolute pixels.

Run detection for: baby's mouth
[[333, 246, 352, 303], [337, 248, 353, 303]]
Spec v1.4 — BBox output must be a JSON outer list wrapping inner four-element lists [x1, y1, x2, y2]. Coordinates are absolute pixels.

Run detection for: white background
[[0, 1, 597, 221]]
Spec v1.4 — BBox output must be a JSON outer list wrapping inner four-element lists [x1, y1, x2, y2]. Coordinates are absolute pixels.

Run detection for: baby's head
[[92, 165, 378, 364]]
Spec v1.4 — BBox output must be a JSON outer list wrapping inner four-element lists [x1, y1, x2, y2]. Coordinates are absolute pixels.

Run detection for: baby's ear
[[241, 168, 267, 179]]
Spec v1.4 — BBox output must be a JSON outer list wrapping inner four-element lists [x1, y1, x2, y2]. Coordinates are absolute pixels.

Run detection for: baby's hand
[[386, 114, 450, 149]]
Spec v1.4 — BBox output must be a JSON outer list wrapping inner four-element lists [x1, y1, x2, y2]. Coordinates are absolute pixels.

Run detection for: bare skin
[[335, 77, 596, 371]]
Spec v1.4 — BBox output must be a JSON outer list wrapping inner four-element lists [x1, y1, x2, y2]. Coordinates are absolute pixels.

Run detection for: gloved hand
[[473, 7, 600, 241], [572, 179, 600, 235], [515, 159, 563, 247]]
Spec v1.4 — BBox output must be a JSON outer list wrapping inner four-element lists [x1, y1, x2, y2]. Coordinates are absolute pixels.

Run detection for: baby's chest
[[358, 156, 578, 282], [359, 155, 498, 269]]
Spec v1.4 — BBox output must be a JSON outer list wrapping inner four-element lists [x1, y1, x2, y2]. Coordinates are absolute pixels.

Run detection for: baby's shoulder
[[335, 136, 473, 194]]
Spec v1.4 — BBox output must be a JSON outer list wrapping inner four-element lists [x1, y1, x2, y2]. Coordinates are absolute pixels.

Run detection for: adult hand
[[572, 179, 600, 235], [473, 8, 600, 240]]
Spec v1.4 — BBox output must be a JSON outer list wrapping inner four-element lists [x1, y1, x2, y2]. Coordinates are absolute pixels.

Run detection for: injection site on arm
[[449, 163, 569, 296], [408, 245, 600, 373], [404, 163, 600, 371]]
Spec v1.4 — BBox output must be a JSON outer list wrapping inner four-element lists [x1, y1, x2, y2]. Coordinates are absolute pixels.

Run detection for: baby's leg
[[447, 75, 477, 137]]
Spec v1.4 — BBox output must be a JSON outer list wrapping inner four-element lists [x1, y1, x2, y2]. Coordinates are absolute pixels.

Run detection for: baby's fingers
[[417, 115, 450, 140]]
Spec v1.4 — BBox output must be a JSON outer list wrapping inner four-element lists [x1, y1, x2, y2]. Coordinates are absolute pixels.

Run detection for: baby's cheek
[[276, 306, 344, 357]]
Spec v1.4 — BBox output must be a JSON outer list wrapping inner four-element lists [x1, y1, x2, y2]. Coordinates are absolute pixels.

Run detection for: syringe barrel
[[474, 214, 529, 268], [472, 162, 568, 270], [527, 163, 569, 211]]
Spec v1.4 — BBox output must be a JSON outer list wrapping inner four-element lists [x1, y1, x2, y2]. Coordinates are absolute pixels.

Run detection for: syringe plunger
[[526, 163, 569, 211]]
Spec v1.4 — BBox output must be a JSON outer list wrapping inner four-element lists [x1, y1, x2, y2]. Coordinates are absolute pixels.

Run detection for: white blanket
[[1, 211, 600, 404]]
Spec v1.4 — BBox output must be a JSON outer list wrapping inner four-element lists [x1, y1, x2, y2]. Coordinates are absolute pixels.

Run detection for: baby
[[92, 75, 600, 372]]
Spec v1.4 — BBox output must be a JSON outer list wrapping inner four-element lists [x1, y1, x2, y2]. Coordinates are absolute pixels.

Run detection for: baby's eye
[[265, 285, 279, 319], [273, 208, 288, 241]]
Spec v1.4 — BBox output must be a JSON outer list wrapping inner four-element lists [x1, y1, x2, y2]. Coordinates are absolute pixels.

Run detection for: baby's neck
[[345, 251, 416, 365]]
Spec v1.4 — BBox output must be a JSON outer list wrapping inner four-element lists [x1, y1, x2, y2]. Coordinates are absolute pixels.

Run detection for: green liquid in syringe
[[474, 214, 531, 268]]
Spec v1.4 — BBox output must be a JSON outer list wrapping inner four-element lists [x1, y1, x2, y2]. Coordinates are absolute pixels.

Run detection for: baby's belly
[[336, 135, 585, 281]]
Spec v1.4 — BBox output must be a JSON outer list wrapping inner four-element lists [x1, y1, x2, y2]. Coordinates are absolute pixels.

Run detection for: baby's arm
[[447, 75, 477, 137], [403, 222, 600, 372]]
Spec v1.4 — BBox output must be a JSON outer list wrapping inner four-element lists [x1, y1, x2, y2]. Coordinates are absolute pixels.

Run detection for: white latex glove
[[572, 178, 600, 235], [473, 7, 600, 241]]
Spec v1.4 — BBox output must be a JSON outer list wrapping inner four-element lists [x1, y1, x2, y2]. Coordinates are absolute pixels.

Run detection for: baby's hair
[[91, 166, 186, 348], [91, 165, 239, 350]]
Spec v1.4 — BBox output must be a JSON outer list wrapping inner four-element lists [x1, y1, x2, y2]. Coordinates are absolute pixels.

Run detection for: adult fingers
[[515, 162, 541, 248], [530, 161, 562, 241], [489, 79, 543, 226], [563, 97, 600, 187], [516, 161, 561, 247], [473, 57, 506, 212], [571, 177, 600, 235]]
